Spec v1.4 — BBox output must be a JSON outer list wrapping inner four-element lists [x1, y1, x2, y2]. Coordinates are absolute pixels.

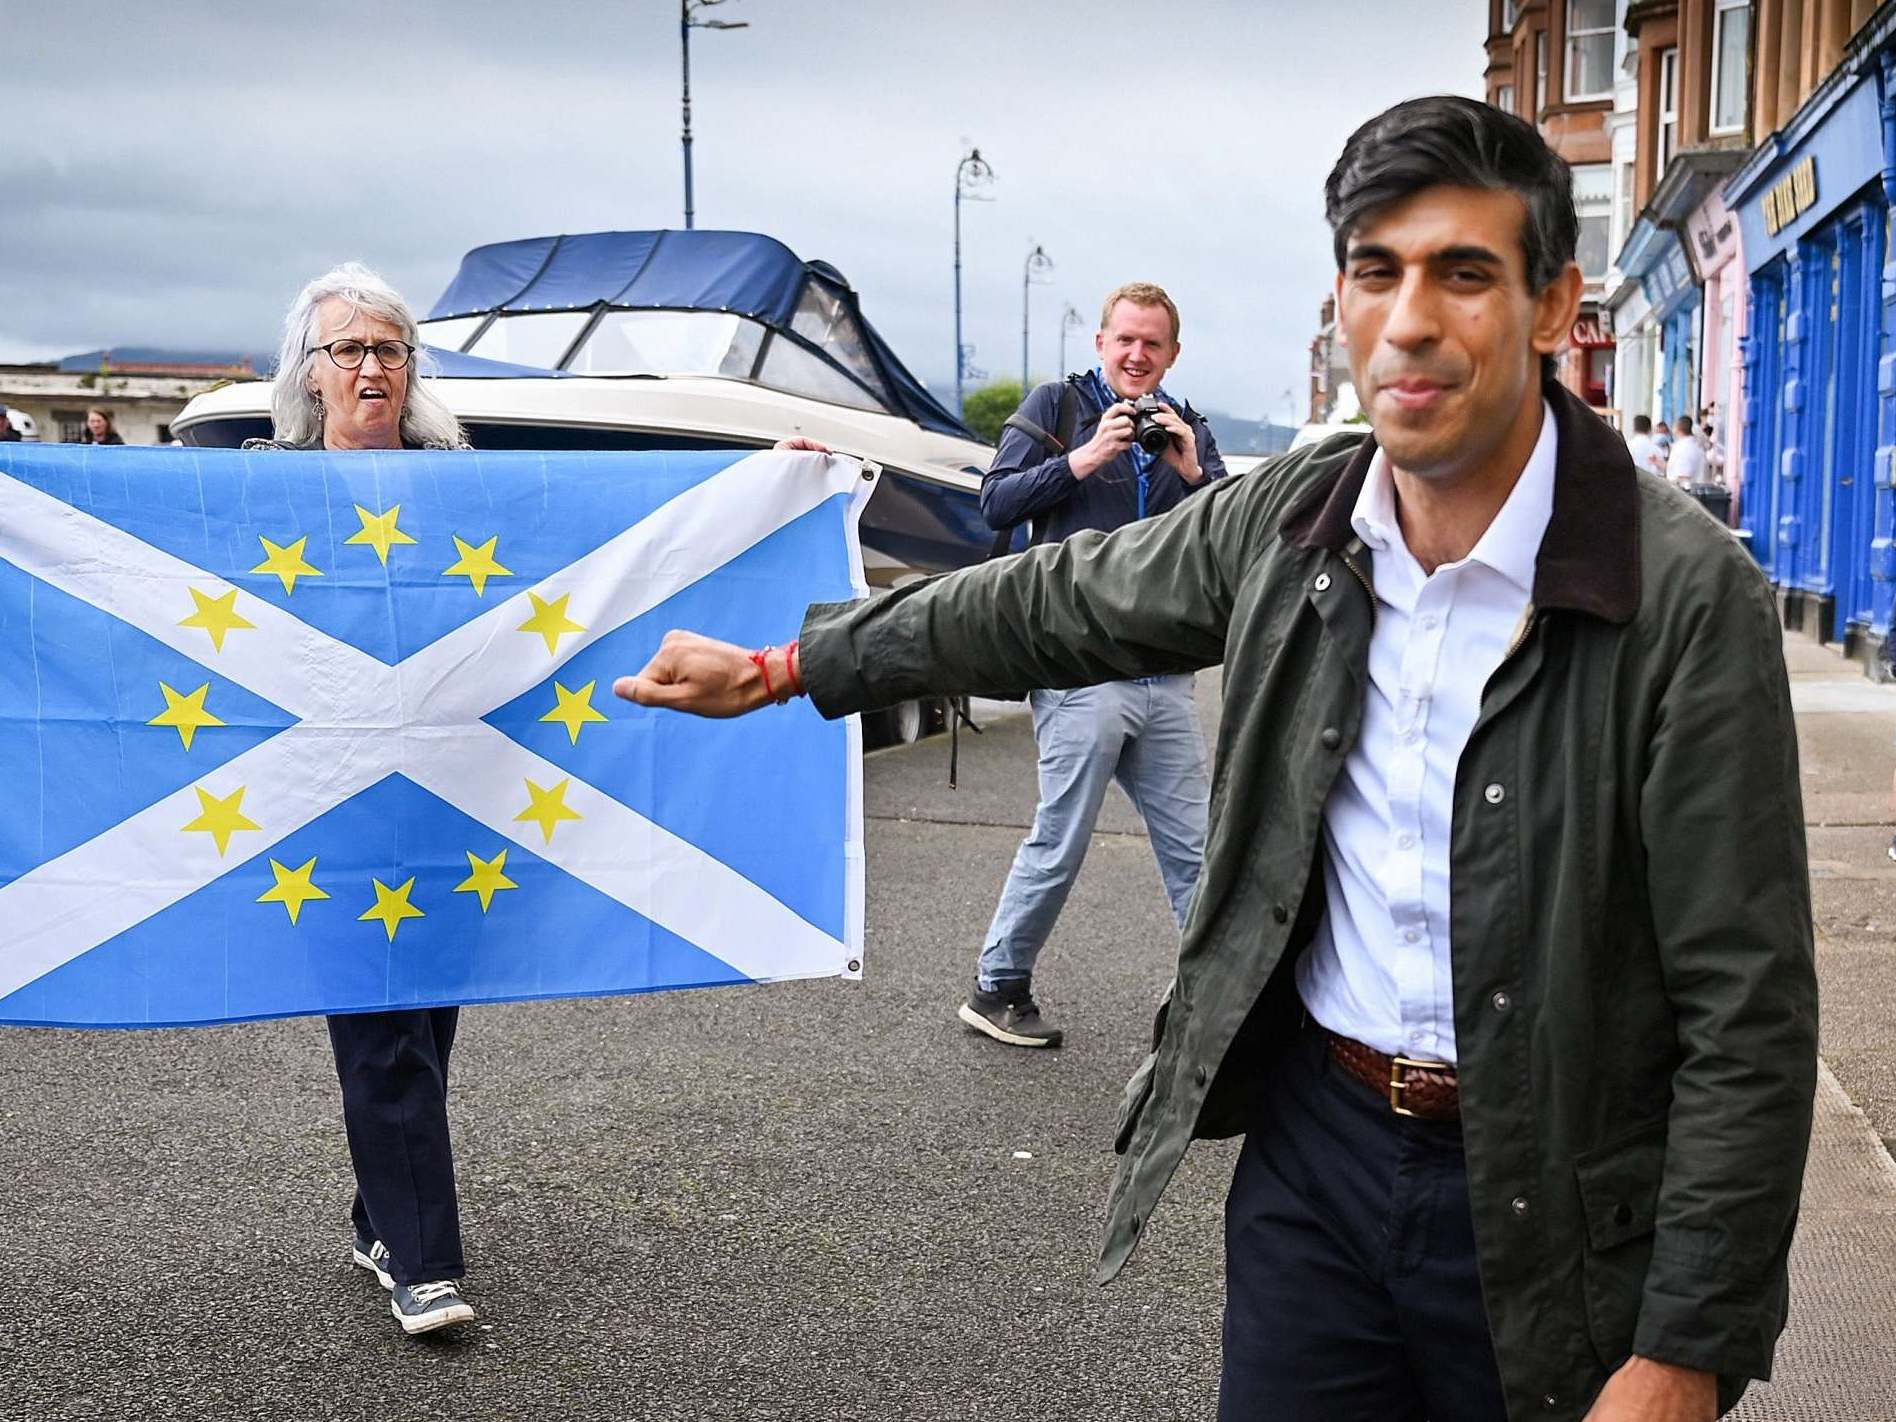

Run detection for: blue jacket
[[979, 377, 1227, 547]]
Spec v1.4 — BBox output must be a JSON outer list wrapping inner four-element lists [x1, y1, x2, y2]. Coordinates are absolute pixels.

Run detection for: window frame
[[1565, 0, 1615, 102], [1657, 47, 1679, 173], [1708, 0, 1750, 137], [1536, 29, 1550, 110], [1495, 83, 1516, 114]]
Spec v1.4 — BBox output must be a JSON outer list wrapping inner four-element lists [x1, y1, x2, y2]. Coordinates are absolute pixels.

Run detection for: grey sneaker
[[958, 980, 1064, 1048], [391, 1279, 476, 1335], [351, 1233, 394, 1290]]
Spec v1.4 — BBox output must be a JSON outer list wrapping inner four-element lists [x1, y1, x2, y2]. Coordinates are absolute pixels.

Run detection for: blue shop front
[[1731, 33, 1896, 662]]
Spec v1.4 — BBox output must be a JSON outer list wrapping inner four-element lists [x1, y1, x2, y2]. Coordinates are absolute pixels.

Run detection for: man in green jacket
[[615, 97, 1816, 1421]]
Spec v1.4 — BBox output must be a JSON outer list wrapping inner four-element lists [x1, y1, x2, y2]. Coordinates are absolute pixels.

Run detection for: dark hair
[[1676, 416, 1693, 436], [1632, 414, 1651, 434], [1325, 95, 1577, 382]]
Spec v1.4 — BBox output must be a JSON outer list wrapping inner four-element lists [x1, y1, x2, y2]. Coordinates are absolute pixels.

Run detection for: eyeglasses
[[308, 339, 415, 371]]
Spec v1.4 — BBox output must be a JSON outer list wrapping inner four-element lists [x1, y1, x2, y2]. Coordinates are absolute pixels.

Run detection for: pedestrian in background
[[1654, 418, 1673, 460], [1666, 413, 1707, 487], [1624, 413, 1664, 474], [956, 281, 1225, 1049], [0, 408, 20, 442], [80, 407, 123, 445], [614, 94, 1817, 1421]]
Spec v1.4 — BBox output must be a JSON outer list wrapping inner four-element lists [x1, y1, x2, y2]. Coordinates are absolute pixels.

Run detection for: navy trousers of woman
[[1218, 1017, 1508, 1421], [327, 1007, 464, 1286]]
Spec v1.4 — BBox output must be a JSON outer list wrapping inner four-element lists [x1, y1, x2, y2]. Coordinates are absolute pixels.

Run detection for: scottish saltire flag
[[0, 443, 869, 1027]]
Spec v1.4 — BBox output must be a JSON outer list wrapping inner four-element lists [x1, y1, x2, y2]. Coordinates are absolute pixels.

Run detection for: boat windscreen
[[756, 334, 888, 413], [566, 311, 765, 378], [787, 285, 890, 403], [417, 315, 485, 353], [468, 311, 590, 368]]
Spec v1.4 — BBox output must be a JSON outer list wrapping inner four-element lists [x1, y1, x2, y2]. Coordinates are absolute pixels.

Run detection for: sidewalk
[[1728, 634, 1896, 1416]]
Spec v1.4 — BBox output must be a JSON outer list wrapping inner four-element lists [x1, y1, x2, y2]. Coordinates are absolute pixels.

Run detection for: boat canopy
[[421, 230, 972, 438]]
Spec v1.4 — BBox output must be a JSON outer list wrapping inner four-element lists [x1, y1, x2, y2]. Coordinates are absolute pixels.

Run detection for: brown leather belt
[[1326, 1030, 1460, 1120]]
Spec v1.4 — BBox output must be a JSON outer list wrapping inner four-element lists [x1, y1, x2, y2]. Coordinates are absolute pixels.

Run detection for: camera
[[1130, 395, 1173, 456]]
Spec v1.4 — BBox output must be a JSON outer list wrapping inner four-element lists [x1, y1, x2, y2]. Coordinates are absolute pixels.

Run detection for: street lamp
[[1021, 244, 1053, 393], [1059, 303, 1085, 378], [953, 147, 995, 416], [681, 0, 749, 231]]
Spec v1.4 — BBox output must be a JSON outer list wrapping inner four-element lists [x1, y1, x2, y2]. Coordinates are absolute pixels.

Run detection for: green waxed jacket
[[798, 383, 1816, 1420]]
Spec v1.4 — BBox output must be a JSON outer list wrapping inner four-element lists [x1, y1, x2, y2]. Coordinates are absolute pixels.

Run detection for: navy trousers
[[1218, 1019, 1507, 1421], [327, 1007, 464, 1285]]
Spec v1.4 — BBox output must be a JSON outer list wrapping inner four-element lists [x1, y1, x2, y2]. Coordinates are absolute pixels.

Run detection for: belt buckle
[[1388, 1054, 1448, 1117]]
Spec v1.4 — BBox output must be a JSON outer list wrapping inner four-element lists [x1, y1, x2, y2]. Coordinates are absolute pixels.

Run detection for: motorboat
[[172, 229, 1001, 585]]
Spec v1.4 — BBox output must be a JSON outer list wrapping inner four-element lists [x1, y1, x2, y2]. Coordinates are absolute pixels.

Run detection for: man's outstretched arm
[[615, 466, 1265, 721]]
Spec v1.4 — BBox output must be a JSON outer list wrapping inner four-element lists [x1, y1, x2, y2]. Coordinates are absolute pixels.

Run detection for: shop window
[[53, 409, 86, 443], [1709, 0, 1750, 135], [1572, 164, 1614, 280], [1587, 346, 1613, 408], [1567, 0, 1615, 101]]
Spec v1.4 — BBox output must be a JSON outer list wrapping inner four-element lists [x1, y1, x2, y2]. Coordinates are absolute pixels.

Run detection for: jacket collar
[[1283, 380, 1639, 624]]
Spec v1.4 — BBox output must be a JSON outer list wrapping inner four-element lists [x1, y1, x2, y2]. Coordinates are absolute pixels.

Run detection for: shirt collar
[[1347, 400, 1557, 596]]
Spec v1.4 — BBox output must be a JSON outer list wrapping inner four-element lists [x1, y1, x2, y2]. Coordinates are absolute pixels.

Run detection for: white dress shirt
[[1666, 436, 1707, 486], [1295, 403, 1557, 1066]]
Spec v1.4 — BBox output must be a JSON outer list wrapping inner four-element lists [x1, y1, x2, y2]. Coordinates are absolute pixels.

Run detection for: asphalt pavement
[[2, 654, 1893, 1421]]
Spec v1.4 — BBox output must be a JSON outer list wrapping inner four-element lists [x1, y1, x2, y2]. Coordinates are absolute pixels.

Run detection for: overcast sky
[[5, 2, 1482, 422]]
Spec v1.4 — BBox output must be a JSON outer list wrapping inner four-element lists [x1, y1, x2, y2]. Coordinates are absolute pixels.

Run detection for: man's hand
[[613, 630, 791, 718], [774, 436, 832, 453], [1148, 405, 1204, 484], [1582, 1357, 1717, 1422], [1067, 401, 1135, 479]]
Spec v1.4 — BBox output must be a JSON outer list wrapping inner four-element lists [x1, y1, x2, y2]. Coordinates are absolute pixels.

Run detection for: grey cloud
[[5, 1, 1483, 417]]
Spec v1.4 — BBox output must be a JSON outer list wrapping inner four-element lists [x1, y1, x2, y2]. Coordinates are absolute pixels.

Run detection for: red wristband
[[784, 639, 804, 697], [749, 645, 777, 703]]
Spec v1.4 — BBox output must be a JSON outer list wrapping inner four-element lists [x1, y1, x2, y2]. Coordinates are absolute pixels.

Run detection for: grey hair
[[270, 261, 467, 449]]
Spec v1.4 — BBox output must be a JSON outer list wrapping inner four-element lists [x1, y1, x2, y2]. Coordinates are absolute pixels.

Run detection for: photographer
[[959, 282, 1226, 1049]]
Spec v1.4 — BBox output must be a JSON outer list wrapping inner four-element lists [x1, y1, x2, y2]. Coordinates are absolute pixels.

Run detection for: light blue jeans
[[978, 676, 1210, 991]]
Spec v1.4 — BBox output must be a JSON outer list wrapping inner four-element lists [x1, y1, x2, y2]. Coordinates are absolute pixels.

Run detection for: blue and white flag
[[0, 443, 869, 1027]]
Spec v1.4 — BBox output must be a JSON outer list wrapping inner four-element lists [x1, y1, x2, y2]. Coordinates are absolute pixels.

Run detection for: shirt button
[[1195, 1064, 1209, 1086], [1542, 1395, 1559, 1411], [1421, 614, 1439, 629], [1403, 928, 1420, 944], [1313, 572, 1332, 592], [1272, 903, 1289, 924], [1409, 1031, 1425, 1045], [1397, 833, 1415, 850], [1511, 1195, 1530, 1217], [1483, 782, 1506, 805], [1491, 990, 1512, 1012], [1320, 727, 1342, 750]]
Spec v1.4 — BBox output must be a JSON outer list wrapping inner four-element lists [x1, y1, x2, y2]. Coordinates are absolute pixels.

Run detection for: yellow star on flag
[[181, 784, 261, 856], [148, 681, 225, 751], [251, 534, 323, 594], [454, 849, 519, 912], [515, 777, 583, 844], [359, 876, 426, 941], [345, 503, 417, 565], [257, 857, 330, 925], [517, 591, 586, 655], [540, 680, 609, 745], [442, 535, 513, 597], [178, 587, 256, 652]]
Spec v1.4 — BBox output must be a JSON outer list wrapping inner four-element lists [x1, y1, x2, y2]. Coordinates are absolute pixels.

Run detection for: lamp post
[[1021, 244, 1053, 392], [1059, 302, 1084, 378], [681, 0, 749, 231], [953, 147, 994, 416]]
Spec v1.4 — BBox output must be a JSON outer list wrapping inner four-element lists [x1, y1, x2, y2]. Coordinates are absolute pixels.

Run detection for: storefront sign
[[1569, 318, 1613, 348], [1731, 72, 1884, 271], [1762, 157, 1818, 236]]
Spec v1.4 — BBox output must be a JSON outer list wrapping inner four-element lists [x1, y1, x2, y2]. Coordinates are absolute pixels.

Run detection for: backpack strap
[[988, 377, 1086, 559]]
